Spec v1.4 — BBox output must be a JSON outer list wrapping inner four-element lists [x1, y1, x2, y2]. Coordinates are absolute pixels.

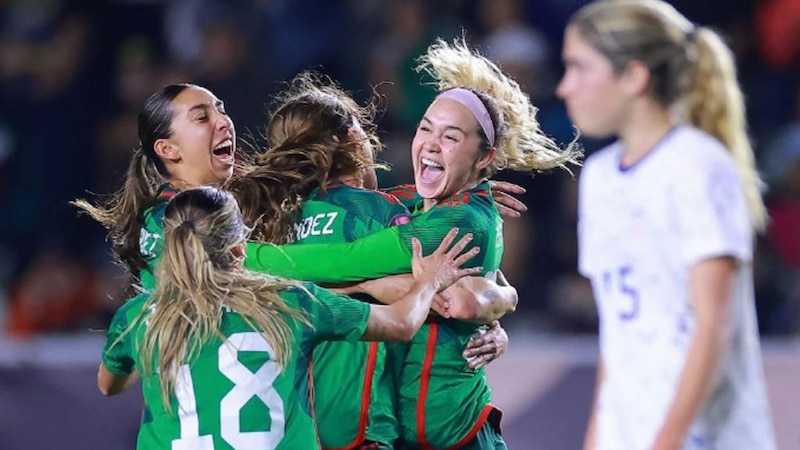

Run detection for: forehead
[[424, 97, 479, 129], [171, 86, 219, 111], [562, 26, 602, 60]]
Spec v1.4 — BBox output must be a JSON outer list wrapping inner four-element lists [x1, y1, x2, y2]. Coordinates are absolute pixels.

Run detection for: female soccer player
[[74, 82, 523, 294], [244, 38, 580, 449], [228, 71, 515, 449], [74, 83, 237, 291], [97, 186, 480, 449], [557, 1, 777, 448]]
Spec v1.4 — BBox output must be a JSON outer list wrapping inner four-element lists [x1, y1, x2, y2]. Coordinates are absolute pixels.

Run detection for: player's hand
[[430, 292, 452, 317], [411, 228, 481, 292], [463, 320, 508, 369], [489, 180, 528, 219]]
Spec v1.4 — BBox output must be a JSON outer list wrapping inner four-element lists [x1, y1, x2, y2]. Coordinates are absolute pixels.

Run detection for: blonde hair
[[569, 0, 766, 231], [129, 186, 308, 412], [415, 37, 581, 177]]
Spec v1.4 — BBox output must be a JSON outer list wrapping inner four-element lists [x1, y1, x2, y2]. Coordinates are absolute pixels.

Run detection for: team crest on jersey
[[389, 213, 412, 226]]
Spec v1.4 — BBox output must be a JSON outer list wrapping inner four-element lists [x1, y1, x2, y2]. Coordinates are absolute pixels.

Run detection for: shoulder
[[143, 185, 178, 221], [121, 293, 149, 315], [438, 182, 493, 209], [669, 126, 731, 164], [583, 141, 622, 176], [143, 197, 169, 224], [329, 186, 404, 206], [383, 184, 418, 200], [109, 293, 149, 329], [664, 126, 739, 187]]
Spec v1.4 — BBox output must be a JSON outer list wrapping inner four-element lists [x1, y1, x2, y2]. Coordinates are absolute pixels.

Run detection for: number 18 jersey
[[102, 284, 371, 450]]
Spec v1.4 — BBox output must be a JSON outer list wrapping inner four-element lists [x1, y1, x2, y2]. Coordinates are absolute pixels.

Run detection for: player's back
[[120, 291, 322, 450], [293, 185, 410, 244], [292, 184, 409, 449]]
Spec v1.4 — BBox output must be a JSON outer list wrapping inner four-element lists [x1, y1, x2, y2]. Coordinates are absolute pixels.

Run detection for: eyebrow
[[188, 104, 210, 114], [188, 100, 225, 114], [420, 116, 468, 135]]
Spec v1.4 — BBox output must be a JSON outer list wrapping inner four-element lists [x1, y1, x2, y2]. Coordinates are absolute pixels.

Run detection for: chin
[[574, 119, 615, 140], [414, 182, 437, 200]]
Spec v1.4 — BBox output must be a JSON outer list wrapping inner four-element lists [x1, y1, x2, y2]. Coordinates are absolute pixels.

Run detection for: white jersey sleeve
[[667, 141, 752, 266]]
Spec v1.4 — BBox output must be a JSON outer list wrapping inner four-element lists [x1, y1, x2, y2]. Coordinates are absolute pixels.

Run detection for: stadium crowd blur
[[1, 0, 798, 338]]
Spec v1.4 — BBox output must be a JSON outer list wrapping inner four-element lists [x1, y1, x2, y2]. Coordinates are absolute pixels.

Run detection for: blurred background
[[0, 0, 797, 449]]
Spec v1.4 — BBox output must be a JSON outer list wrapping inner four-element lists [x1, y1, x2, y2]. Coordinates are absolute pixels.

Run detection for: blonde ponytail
[[569, 0, 767, 232], [685, 28, 767, 231], [136, 187, 308, 412]]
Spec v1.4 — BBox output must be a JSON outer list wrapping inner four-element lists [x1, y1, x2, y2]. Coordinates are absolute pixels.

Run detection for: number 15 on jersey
[[601, 265, 640, 321]]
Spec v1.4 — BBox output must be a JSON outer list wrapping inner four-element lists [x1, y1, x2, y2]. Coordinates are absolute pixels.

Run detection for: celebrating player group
[[76, 1, 777, 449]]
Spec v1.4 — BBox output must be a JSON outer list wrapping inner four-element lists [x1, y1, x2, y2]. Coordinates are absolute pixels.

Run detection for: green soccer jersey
[[295, 185, 410, 449], [244, 181, 504, 448], [382, 184, 422, 210], [138, 184, 178, 291], [245, 182, 502, 282], [102, 283, 370, 450]]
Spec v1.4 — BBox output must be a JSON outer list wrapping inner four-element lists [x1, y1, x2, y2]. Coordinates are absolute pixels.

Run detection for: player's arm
[[245, 226, 412, 282], [651, 256, 736, 449], [97, 365, 139, 396], [98, 301, 139, 396], [583, 358, 605, 450], [331, 274, 416, 305], [245, 207, 482, 283], [362, 230, 481, 341], [336, 271, 517, 324], [438, 271, 518, 324]]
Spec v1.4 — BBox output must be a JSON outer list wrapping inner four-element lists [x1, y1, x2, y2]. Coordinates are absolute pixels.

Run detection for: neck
[[422, 179, 482, 212], [168, 178, 194, 191], [331, 173, 362, 189], [618, 100, 675, 167]]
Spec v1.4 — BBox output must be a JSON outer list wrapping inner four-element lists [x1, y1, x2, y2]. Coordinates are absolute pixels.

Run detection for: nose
[[556, 74, 570, 100], [215, 112, 233, 132], [423, 136, 440, 153]]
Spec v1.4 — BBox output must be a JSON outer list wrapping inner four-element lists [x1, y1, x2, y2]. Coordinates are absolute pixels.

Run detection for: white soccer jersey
[[578, 126, 776, 450]]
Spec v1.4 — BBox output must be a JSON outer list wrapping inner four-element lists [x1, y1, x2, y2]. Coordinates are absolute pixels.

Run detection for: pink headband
[[436, 88, 495, 146]]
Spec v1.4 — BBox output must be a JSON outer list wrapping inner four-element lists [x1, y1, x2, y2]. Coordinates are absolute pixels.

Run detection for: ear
[[621, 60, 651, 97], [154, 138, 181, 162], [475, 147, 497, 171], [231, 243, 245, 269]]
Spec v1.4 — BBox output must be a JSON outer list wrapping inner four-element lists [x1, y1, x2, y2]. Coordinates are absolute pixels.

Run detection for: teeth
[[214, 139, 233, 150], [421, 157, 443, 168]]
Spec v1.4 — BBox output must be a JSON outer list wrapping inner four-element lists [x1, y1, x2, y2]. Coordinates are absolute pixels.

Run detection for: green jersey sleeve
[[245, 183, 503, 282], [295, 283, 371, 343], [245, 226, 412, 282], [101, 294, 148, 375]]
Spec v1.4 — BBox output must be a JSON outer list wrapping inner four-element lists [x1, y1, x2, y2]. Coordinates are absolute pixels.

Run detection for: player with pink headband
[[245, 37, 581, 449]]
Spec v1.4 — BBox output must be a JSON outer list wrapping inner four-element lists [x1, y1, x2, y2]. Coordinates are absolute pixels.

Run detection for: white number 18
[[172, 332, 285, 450]]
